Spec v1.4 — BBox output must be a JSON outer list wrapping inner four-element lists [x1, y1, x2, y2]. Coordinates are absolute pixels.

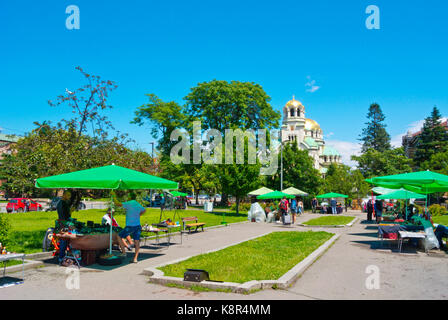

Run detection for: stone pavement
[[1, 210, 448, 300]]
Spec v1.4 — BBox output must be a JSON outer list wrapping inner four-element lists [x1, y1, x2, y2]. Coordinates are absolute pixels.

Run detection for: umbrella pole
[[109, 192, 114, 255], [406, 199, 408, 221]]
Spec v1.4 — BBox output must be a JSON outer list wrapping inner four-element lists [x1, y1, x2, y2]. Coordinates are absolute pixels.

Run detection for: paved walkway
[[2, 210, 448, 299]]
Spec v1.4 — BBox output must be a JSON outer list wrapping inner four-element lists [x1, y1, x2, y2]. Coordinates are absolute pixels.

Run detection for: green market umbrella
[[376, 189, 426, 200], [35, 164, 179, 256], [369, 171, 448, 195], [248, 187, 274, 196], [367, 171, 448, 213], [376, 189, 426, 220], [282, 187, 308, 196], [170, 191, 188, 197], [316, 192, 348, 199], [371, 187, 397, 195], [257, 191, 295, 200], [35, 164, 178, 190]]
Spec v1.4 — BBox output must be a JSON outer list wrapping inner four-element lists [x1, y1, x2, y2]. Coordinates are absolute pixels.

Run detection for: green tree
[[184, 80, 280, 132], [351, 147, 412, 178], [413, 107, 448, 168], [266, 141, 322, 196], [185, 80, 280, 207], [421, 150, 448, 175], [359, 103, 391, 153], [0, 125, 153, 196], [132, 94, 187, 156], [323, 163, 353, 196], [323, 163, 370, 200]]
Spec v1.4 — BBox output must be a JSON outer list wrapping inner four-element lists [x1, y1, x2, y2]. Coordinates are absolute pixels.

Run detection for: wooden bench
[[182, 217, 206, 233]]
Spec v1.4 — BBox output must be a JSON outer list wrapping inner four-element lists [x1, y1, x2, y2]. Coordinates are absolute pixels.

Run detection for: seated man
[[435, 225, 448, 249]]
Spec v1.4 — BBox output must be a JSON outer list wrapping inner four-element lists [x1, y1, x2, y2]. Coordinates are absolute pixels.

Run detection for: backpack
[[280, 200, 287, 212]]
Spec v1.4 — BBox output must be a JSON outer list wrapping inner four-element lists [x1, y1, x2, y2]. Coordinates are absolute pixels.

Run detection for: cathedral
[[280, 97, 341, 175]]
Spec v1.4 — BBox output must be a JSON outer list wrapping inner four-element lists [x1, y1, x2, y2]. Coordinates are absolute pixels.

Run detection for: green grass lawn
[[2, 208, 247, 254], [1, 260, 26, 267], [433, 215, 448, 225], [159, 231, 333, 283], [303, 216, 355, 226]]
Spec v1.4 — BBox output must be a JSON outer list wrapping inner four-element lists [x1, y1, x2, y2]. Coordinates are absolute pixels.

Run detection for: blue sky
[[1, 0, 447, 164]]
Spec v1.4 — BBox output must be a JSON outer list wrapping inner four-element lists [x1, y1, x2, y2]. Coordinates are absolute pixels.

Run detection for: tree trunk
[[195, 190, 199, 205], [235, 196, 240, 215]]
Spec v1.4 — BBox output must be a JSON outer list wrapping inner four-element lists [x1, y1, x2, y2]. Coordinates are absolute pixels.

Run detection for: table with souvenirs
[[141, 219, 182, 246], [53, 218, 123, 266]]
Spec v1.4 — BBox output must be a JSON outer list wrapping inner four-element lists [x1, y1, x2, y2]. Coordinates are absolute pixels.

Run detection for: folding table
[[398, 231, 427, 253], [0, 253, 25, 288]]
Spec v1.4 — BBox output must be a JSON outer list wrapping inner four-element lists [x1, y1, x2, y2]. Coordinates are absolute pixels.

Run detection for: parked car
[[6, 198, 42, 213], [45, 197, 86, 212]]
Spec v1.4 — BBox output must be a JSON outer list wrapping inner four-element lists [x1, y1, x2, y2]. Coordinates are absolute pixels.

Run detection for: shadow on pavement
[[351, 239, 420, 254], [41, 251, 165, 271], [348, 232, 380, 238], [360, 220, 378, 225]]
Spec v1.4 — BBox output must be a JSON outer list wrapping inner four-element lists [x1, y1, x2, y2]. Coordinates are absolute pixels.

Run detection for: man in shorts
[[112, 191, 146, 263]]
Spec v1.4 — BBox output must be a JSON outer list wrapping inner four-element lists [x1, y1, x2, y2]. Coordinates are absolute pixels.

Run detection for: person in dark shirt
[[56, 190, 74, 264], [312, 198, 318, 213], [375, 200, 383, 223], [367, 199, 374, 221], [57, 191, 72, 221]]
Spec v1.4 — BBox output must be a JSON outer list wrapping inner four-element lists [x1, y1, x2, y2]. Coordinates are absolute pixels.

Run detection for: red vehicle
[[6, 198, 42, 213]]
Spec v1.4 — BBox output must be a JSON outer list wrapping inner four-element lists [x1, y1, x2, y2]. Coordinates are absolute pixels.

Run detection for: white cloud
[[390, 117, 448, 148], [325, 140, 362, 168], [305, 76, 320, 93]]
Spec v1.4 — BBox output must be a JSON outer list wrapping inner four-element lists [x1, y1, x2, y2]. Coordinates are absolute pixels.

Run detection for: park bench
[[182, 216, 206, 233]]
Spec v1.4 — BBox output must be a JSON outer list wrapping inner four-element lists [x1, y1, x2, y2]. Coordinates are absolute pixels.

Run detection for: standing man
[[367, 199, 374, 221], [112, 191, 146, 263], [375, 199, 383, 223], [56, 190, 74, 264], [290, 198, 297, 223], [311, 197, 318, 213], [330, 198, 337, 215], [279, 196, 289, 224]]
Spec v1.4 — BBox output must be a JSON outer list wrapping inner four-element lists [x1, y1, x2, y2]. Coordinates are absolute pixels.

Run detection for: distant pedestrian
[[330, 198, 337, 215], [290, 198, 297, 223], [298, 200, 304, 216], [279, 197, 289, 224], [374, 200, 383, 223], [311, 198, 318, 213], [367, 199, 374, 221]]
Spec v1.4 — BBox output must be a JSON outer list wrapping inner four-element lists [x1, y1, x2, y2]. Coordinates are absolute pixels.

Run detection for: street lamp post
[[280, 130, 283, 191]]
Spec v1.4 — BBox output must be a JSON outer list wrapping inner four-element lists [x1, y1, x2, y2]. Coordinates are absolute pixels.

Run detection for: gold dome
[[285, 96, 303, 108], [305, 118, 321, 131]]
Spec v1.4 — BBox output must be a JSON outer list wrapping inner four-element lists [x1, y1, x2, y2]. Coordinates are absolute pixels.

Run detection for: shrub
[[0, 213, 11, 245], [230, 202, 252, 212], [429, 204, 447, 217]]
